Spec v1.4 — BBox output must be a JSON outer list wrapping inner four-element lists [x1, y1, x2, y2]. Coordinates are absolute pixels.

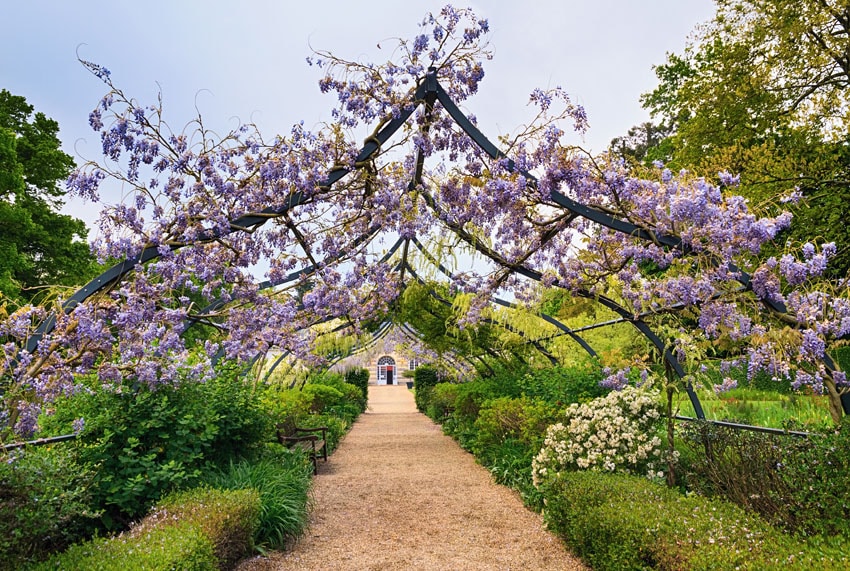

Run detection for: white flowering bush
[[532, 385, 664, 486]]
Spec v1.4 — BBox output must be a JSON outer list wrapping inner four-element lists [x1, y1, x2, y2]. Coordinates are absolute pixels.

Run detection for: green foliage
[[344, 367, 370, 402], [469, 397, 556, 511], [483, 439, 544, 510], [301, 383, 345, 414], [197, 365, 271, 466], [677, 420, 850, 537], [0, 446, 99, 568], [32, 487, 260, 571], [260, 387, 310, 436], [639, 0, 850, 276], [540, 470, 850, 570], [516, 364, 607, 405], [413, 365, 440, 412], [30, 523, 218, 571], [202, 456, 312, 551], [40, 369, 271, 530], [143, 487, 260, 569], [471, 396, 554, 458], [39, 379, 217, 528], [0, 89, 95, 303], [426, 382, 460, 420]]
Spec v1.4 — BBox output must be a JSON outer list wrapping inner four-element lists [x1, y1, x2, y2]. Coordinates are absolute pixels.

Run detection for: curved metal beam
[[21, 78, 432, 358], [408, 235, 598, 359]]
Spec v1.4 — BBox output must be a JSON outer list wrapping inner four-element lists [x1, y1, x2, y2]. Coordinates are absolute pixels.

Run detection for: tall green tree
[[632, 0, 850, 275], [0, 89, 95, 303]]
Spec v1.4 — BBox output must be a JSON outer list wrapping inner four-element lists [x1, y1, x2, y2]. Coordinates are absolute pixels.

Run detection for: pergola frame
[[14, 66, 848, 437]]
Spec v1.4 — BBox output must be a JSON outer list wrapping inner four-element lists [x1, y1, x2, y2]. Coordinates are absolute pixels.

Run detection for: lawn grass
[[676, 388, 833, 431]]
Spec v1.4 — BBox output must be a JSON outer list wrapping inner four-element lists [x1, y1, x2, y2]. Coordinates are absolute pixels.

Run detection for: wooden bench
[[276, 425, 328, 474]]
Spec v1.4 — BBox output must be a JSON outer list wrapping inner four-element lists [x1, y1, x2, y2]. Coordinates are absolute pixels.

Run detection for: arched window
[[377, 355, 396, 385]]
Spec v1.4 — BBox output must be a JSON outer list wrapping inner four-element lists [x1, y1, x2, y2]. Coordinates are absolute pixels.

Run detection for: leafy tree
[[637, 0, 850, 275], [0, 89, 96, 303], [609, 121, 675, 166]]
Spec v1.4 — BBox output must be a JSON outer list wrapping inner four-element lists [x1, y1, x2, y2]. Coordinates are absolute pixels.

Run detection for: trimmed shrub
[[344, 368, 370, 402], [301, 383, 345, 414], [203, 456, 312, 550], [33, 487, 259, 571], [141, 487, 260, 569], [413, 365, 440, 412], [540, 471, 850, 570], [31, 523, 217, 571]]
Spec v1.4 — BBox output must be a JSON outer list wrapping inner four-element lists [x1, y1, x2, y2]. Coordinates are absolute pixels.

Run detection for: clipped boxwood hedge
[[32, 487, 260, 571], [29, 523, 217, 571], [540, 471, 849, 571]]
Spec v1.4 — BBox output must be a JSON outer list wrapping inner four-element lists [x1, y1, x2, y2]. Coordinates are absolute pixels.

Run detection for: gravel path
[[237, 385, 586, 570]]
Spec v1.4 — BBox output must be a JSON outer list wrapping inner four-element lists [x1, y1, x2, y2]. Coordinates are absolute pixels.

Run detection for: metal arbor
[[14, 67, 849, 433]]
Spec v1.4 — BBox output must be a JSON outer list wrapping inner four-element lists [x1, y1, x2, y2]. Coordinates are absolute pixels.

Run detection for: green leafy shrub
[[344, 367, 370, 401], [450, 380, 496, 423], [0, 446, 99, 568], [540, 471, 850, 570], [31, 523, 217, 571], [678, 419, 850, 537], [427, 382, 460, 420], [203, 456, 312, 550], [261, 387, 310, 436], [471, 396, 554, 458], [516, 364, 607, 405], [33, 487, 259, 571], [142, 487, 260, 569], [413, 365, 440, 412], [39, 378, 220, 529], [305, 372, 367, 419], [339, 382, 367, 412], [301, 383, 345, 414], [201, 364, 271, 465]]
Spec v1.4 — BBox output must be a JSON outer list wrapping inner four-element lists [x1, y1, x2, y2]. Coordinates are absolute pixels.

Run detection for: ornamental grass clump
[[532, 385, 664, 485], [203, 456, 313, 550]]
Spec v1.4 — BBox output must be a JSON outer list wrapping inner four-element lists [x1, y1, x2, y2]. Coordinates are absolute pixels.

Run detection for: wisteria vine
[[2, 4, 848, 438]]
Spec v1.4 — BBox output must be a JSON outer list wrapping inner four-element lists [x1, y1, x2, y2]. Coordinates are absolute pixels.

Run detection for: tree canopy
[[0, 89, 96, 303], [635, 0, 850, 275]]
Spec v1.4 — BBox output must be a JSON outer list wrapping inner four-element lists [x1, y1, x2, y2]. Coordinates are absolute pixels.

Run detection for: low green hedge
[[30, 523, 217, 571], [32, 487, 260, 571], [540, 471, 850, 570]]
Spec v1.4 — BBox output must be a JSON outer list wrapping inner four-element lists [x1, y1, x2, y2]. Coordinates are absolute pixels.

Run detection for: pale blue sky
[[1, 1, 715, 228]]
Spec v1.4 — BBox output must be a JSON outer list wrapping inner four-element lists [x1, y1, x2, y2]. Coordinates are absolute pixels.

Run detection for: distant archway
[[377, 356, 396, 385]]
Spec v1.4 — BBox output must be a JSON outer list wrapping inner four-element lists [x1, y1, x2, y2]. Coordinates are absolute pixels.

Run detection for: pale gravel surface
[[236, 385, 587, 571]]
